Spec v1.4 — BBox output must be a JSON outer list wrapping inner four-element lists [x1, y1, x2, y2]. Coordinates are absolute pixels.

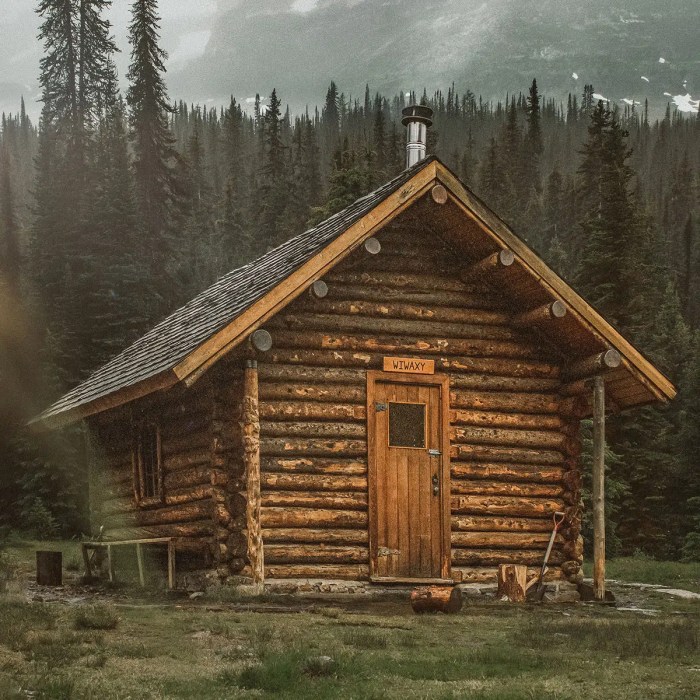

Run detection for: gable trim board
[[35, 157, 675, 430]]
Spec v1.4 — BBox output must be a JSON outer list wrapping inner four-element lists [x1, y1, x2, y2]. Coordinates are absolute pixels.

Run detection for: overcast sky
[[0, 0, 353, 118]]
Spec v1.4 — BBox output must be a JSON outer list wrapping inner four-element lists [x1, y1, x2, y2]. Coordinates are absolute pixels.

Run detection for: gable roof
[[35, 156, 675, 429]]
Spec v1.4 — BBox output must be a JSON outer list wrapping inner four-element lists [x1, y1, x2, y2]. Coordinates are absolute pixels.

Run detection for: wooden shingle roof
[[36, 158, 437, 428], [36, 156, 675, 428]]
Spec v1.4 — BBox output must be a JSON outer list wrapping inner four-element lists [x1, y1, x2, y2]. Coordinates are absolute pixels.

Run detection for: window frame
[[387, 400, 428, 450], [132, 419, 164, 507]]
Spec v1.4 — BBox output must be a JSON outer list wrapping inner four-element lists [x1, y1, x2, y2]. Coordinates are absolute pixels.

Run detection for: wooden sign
[[383, 357, 435, 375]]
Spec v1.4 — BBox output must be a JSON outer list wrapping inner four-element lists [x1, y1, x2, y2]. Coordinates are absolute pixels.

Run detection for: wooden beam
[[242, 360, 264, 590], [564, 350, 621, 381], [434, 163, 675, 405], [512, 301, 567, 328], [592, 375, 606, 601], [462, 249, 515, 282]]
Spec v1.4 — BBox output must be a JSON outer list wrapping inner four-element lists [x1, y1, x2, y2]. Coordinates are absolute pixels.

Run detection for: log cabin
[[36, 106, 675, 597]]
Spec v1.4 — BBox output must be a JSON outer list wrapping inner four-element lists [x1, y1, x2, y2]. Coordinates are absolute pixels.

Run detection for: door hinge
[[428, 448, 442, 456], [377, 547, 400, 557], [375, 402, 388, 412]]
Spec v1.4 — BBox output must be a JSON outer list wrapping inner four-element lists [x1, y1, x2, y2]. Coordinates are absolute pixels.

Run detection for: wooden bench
[[81, 538, 177, 590]]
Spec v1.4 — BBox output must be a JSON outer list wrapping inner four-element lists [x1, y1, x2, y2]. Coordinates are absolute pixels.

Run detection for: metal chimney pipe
[[401, 104, 433, 168]]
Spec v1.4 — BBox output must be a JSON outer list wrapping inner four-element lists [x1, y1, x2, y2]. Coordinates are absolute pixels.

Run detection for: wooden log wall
[[90, 382, 220, 566], [240, 226, 583, 583]]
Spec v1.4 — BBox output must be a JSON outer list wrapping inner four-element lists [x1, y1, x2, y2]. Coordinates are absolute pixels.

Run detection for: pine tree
[[127, 0, 181, 316], [0, 144, 20, 297]]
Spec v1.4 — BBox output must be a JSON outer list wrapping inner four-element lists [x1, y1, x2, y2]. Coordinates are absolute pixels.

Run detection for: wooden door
[[367, 372, 450, 582]]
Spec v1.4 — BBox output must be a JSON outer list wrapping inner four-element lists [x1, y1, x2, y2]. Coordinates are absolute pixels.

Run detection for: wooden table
[[81, 537, 176, 589]]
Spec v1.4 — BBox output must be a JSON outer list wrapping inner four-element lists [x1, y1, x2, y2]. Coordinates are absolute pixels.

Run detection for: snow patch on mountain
[[672, 93, 699, 113]]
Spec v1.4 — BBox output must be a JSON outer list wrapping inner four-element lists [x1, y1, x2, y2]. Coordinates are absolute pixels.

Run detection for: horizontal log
[[101, 521, 214, 539], [450, 480, 564, 498], [411, 586, 463, 614], [564, 349, 622, 381], [262, 528, 368, 545], [450, 374, 560, 393], [262, 349, 559, 378], [451, 531, 564, 549], [451, 515, 555, 532], [261, 507, 368, 529], [261, 473, 367, 493], [323, 282, 507, 310], [452, 548, 564, 567], [451, 425, 568, 451], [261, 421, 366, 439], [296, 299, 510, 326], [451, 495, 565, 517], [104, 499, 213, 526], [160, 428, 211, 457], [258, 364, 365, 384], [450, 390, 560, 414], [511, 301, 567, 328], [260, 383, 365, 403], [261, 457, 367, 476], [273, 313, 520, 342], [453, 566, 563, 583], [264, 544, 368, 564], [325, 269, 472, 293], [260, 401, 366, 423], [348, 250, 451, 274], [451, 462, 565, 483], [451, 409, 563, 431], [164, 485, 211, 506], [439, 356, 559, 378], [261, 491, 368, 510], [257, 563, 370, 580], [261, 437, 366, 458], [451, 444, 564, 465], [163, 464, 211, 491], [162, 448, 210, 472], [274, 330, 542, 360]]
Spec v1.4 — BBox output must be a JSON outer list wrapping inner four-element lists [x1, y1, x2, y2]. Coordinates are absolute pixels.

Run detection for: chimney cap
[[401, 104, 433, 127]]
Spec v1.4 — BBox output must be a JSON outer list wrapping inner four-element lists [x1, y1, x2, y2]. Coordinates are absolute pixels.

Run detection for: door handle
[[432, 474, 439, 496]]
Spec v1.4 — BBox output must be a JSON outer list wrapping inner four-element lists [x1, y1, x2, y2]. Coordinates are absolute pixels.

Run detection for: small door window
[[388, 402, 426, 448]]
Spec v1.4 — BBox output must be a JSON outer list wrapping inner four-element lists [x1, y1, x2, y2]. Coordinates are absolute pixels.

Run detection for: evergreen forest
[[0, 0, 699, 561]]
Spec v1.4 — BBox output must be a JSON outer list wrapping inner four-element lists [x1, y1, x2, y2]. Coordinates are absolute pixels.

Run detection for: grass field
[[0, 540, 698, 699]]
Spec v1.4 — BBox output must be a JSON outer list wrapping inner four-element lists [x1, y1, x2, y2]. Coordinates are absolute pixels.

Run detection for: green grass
[[592, 556, 700, 593], [72, 604, 120, 630], [1, 545, 699, 698]]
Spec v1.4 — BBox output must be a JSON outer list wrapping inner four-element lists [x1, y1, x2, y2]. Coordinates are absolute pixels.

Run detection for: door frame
[[366, 370, 452, 582]]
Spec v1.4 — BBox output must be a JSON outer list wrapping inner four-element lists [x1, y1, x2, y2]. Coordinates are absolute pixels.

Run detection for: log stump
[[497, 564, 533, 602], [36, 551, 62, 586], [410, 586, 462, 614]]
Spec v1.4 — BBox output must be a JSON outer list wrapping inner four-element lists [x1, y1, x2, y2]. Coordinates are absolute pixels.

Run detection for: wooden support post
[[106, 545, 114, 583], [136, 543, 145, 587], [592, 375, 606, 601], [167, 540, 176, 590], [82, 544, 92, 578], [243, 359, 264, 590]]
